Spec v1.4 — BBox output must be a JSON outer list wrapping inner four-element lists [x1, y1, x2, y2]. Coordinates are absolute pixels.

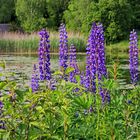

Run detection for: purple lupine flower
[[0, 120, 5, 129], [0, 92, 3, 109], [31, 64, 39, 93], [129, 30, 138, 85], [0, 92, 4, 129], [0, 101, 3, 109], [99, 88, 110, 103], [38, 29, 51, 81], [69, 44, 79, 83], [59, 23, 68, 73], [97, 23, 107, 80], [127, 100, 132, 104], [96, 23, 109, 102], [47, 79, 57, 90], [85, 22, 110, 102], [80, 71, 85, 86], [85, 22, 97, 92]]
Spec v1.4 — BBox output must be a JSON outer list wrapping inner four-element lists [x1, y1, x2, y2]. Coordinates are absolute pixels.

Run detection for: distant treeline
[[0, 0, 140, 42]]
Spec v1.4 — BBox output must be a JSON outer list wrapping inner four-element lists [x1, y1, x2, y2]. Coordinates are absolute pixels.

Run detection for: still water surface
[[0, 52, 135, 88]]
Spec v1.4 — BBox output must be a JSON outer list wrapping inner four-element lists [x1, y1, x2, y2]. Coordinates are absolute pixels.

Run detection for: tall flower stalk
[[31, 64, 39, 93], [38, 29, 51, 81], [59, 23, 68, 75], [85, 22, 109, 102], [129, 30, 138, 85], [0, 91, 4, 129], [85, 22, 96, 92], [69, 44, 79, 83], [80, 71, 85, 86]]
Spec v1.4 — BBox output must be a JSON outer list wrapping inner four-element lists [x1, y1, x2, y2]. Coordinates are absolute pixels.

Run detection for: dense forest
[[0, 0, 140, 42]]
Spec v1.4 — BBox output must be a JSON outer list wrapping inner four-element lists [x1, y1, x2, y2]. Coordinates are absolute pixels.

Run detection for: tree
[[128, 0, 140, 29], [0, 0, 15, 23], [93, 0, 133, 42], [46, 0, 70, 29], [16, 0, 47, 32], [64, 0, 93, 33], [15, 0, 70, 32], [64, 0, 133, 42]]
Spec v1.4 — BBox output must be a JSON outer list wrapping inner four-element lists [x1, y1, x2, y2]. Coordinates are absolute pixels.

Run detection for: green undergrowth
[[0, 62, 140, 139]]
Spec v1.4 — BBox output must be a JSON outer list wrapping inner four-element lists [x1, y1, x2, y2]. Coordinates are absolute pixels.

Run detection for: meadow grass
[[0, 31, 87, 53], [0, 31, 140, 53], [107, 40, 129, 52], [107, 31, 140, 52]]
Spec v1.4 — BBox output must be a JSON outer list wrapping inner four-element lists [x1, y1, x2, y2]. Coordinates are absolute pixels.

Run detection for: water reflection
[[0, 52, 133, 87]]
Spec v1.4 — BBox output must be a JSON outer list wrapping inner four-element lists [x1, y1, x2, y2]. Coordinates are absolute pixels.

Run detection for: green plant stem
[[25, 121, 30, 140], [96, 76, 100, 140]]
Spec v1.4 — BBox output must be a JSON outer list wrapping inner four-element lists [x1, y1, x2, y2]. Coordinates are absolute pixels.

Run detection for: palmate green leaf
[[29, 87, 32, 93], [61, 106, 69, 115], [101, 78, 118, 91], [30, 133, 61, 140], [65, 67, 75, 75], [4, 81, 16, 90], [18, 123, 26, 132], [72, 93, 93, 109], [15, 89, 26, 100], [0, 131, 10, 140], [66, 81, 85, 93], [30, 121, 48, 130], [0, 82, 7, 89], [75, 75, 81, 83], [60, 79, 66, 87], [53, 70, 63, 76], [36, 106, 45, 114], [66, 81, 78, 91], [0, 129, 6, 133]]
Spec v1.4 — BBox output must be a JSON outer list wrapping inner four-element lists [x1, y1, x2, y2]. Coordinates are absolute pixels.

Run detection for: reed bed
[[0, 31, 87, 53], [1, 31, 139, 54]]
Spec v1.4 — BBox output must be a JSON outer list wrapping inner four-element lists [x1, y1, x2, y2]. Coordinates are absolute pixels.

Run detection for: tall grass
[[1, 31, 140, 53], [0, 31, 87, 53], [107, 31, 140, 52]]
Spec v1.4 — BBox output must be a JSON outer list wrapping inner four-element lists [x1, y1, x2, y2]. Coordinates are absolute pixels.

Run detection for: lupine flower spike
[[38, 29, 51, 82], [69, 44, 79, 83], [80, 71, 85, 86], [129, 30, 138, 85], [0, 92, 3, 109], [59, 23, 68, 75], [0, 92, 4, 129], [85, 22, 110, 102], [31, 64, 39, 92], [85, 22, 98, 92]]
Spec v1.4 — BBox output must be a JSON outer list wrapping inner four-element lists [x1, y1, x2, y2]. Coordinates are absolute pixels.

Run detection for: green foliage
[[64, 0, 93, 33], [64, 0, 133, 42], [15, 0, 70, 32], [128, 0, 140, 29], [16, 0, 47, 32], [95, 0, 133, 42], [46, 0, 70, 29], [0, 0, 140, 43], [0, 0, 15, 23], [1, 64, 140, 139]]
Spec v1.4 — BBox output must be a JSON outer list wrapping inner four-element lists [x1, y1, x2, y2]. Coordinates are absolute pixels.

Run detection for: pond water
[[0, 51, 137, 88]]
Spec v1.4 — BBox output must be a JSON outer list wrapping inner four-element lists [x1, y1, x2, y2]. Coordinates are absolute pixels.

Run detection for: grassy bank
[[0, 31, 140, 53], [107, 31, 140, 52], [0, 32, 86, 53]]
